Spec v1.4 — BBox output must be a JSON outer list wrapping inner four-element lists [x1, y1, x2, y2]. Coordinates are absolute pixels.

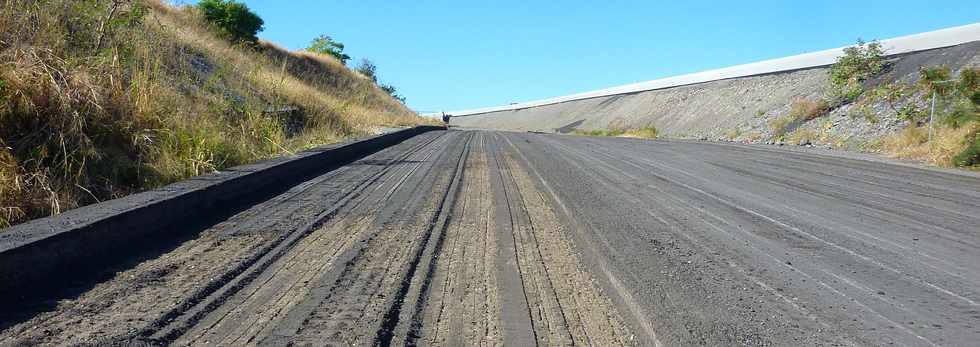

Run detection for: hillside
[[0, 0, 429, 227], [451, 40, 980, 168]]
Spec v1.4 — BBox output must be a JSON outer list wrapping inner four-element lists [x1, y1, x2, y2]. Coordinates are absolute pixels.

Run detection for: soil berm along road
[[2, 129, 979, 346]]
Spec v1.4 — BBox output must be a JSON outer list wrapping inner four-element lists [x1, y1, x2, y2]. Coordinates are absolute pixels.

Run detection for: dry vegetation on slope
[[0, 0, 429, 227]]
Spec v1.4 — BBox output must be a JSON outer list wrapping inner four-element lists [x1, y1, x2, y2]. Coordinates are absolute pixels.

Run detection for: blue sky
[[208, 1, 978, 112]]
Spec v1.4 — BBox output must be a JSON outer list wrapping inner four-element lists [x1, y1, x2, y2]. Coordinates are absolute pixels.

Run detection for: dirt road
[[2, 130, 978, 346]]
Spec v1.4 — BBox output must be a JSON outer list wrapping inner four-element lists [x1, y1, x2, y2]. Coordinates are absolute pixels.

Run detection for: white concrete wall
[[440, 23, 980, 117]]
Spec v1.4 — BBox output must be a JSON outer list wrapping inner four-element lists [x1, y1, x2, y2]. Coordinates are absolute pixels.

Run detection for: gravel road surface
[[2, 130, 978, 346]]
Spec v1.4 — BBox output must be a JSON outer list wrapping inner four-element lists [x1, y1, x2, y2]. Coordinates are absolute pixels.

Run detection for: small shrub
[[945, 99, 978, 128], [919, 65, 953, 96], [867, 83, 925, 123], [828, 39, 885, 102], [307, 35, 350, 64], [787, 128, 818, 145], [916, 67, 979, 129], [768, 116, 794, 136], [864, 112, 880, 124], [196, 0, 264, 44], [356, 58, 378, 82], [354, 58, 405, 103], [790, 98, 829, 121], [724, 128, 740, 140], [952, 125, 980, 167], [959, 68, 980, 105], [574, 129, 625, 137], [624, 126, 658, 139], [380, 83, 405, 103], [946, 68, 980, 128], [573, 126, 659, 139]]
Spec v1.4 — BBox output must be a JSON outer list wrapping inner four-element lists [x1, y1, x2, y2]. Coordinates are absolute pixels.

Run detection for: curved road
[[2, 130, 978, 346]]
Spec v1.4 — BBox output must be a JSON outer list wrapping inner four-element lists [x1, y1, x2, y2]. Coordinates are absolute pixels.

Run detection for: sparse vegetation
[[870, 66, 979, 167], [768, 116, 794, 137], [0, 0, 425, 228], [355, 58, 405, 103], [787, 128, 818, 145], [574, 126, 658, 139], [307, 34, 350, 64], [951, 126, 980, 168], [576, 129, 623, 137], [356, 58, 378, 82], [724, 128, 741, 141], [870, 83, 925, 123], [828, 39, 885, 102], [623, 126, 659, 139], [890, 66, 979, 167], [880, 124, 975, 166], [789, 98, 829, 122]]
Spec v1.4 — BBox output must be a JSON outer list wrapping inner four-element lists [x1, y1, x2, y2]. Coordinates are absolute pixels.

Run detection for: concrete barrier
[[0, 126, 442, 305], [441, 23, 980, 117]]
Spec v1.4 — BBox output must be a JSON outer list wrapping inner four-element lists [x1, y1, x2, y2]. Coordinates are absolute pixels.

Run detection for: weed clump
[[768, 116, 794, 137], [573, 126, 658, 139], [790, 98, 829, 122], [952, 126, 980, 168], [787, 129, 818, 145]]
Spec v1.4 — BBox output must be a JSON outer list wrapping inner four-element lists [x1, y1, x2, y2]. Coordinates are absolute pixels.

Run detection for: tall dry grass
[[789, 98, 829, 122], [880, 123, 977, 166], [0, 0, 428, 228]]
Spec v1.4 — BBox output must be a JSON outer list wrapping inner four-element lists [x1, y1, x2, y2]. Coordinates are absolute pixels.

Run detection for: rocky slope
[[451, 41, 980, 151]]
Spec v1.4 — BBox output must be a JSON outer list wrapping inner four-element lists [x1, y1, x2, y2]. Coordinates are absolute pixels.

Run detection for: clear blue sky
[[202, 1, 978, 113]]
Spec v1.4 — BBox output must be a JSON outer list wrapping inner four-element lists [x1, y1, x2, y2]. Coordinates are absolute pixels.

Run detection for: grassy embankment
[[0, 0, 430, 227]]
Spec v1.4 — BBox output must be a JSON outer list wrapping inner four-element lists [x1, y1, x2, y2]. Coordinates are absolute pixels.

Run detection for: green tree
[[828, 39, 885, 102], [196, 0, 264, 44], [307, 35, 350, 64], [356, 58, 378, 82], [380, 84, 405, 103], [354, 58, 403, 103]]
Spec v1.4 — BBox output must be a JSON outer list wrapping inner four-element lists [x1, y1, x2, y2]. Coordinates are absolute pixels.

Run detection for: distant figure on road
[[442, 112, 451, 126]]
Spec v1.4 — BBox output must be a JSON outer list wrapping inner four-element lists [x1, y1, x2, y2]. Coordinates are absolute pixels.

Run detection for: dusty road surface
[[2, 130, 979, 346]]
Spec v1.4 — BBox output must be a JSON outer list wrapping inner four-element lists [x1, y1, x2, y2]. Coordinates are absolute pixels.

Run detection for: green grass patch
[[574, 126, 658, 139], [952, 125, 980, 168]]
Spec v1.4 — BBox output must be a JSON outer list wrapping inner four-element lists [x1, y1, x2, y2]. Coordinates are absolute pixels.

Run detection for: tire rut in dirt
[[169, 132, 462, 346], [0, 132, 447, 346], [375, 131, 636, 346]]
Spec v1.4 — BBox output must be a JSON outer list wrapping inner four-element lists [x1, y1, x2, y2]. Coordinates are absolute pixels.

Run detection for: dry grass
[[768, 116, 794, 137], [575, 126, 658, 139], [880, 123, 977, 166], [621, 126, 659, 139], [724, 128, 740, 141], [0, 0, 428, 228], [790, 98, 829, 122], [786, 129, 818, 145]]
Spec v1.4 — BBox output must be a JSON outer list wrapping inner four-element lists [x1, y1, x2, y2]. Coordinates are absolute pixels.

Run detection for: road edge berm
[[0, 126, 443, 306]]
